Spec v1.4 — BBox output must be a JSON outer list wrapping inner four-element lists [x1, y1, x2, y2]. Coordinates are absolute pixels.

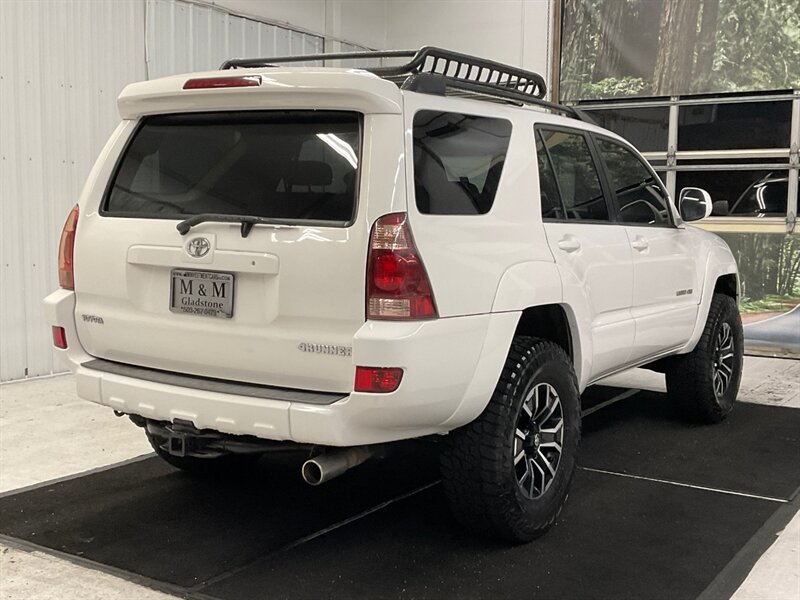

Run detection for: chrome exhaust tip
[[301, 446, 377, 486]]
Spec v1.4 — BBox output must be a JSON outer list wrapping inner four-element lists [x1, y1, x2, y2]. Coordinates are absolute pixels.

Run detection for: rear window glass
[[412, 111, 512, 215], [104, 111, 361, 224]]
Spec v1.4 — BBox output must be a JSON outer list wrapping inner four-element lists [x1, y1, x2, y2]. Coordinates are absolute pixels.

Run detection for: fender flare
[[681, 240, 738, 353]]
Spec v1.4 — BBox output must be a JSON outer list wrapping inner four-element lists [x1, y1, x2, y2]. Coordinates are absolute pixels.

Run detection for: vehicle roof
[[117, 66, 630, 147], [117, 67, 403, 119]]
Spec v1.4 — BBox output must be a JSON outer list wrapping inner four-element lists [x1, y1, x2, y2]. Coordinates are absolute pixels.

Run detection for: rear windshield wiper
[[176, 214, 304, 238]]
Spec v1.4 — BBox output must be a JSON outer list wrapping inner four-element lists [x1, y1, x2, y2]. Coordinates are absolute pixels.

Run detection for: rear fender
[[491, 260, 588, 388]]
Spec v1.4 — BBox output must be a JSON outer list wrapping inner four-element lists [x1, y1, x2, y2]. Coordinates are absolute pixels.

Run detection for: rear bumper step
[[81, 358, 347, 405]]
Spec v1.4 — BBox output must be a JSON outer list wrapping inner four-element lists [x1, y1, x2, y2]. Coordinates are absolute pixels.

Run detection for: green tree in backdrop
[[560, 0, 800, 101]]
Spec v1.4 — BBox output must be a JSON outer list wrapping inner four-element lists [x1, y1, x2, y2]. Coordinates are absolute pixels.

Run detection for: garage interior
[[1, 1, 798, 599]]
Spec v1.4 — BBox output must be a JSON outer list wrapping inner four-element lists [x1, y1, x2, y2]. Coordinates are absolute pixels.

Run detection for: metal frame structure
[[221, 46, 595, 123], [573, 89, 800, 234]]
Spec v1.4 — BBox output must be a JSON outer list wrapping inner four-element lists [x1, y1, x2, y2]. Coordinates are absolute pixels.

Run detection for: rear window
[[104, 111, 361, 224], [412, 111, 512, 215]]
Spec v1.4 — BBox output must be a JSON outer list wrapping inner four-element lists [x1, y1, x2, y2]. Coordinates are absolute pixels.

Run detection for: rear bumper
[[44, 289, 518, 446]]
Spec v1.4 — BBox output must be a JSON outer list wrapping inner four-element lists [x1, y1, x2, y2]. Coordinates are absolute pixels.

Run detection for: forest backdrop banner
[[560, 0, 800, 101]]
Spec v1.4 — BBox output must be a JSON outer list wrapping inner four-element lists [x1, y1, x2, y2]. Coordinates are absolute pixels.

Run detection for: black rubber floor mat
[[0, 443, 440, 588], [581, 391, 800, 500], [202, 469, 779, 600], [0, 393, 797, 599]]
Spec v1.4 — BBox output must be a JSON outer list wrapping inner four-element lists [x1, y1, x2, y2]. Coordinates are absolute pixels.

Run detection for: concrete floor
[[0, 357, 798, 600]]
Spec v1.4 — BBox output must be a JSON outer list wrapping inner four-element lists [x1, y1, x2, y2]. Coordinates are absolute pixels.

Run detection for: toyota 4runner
[[44, 47, 743, 542]]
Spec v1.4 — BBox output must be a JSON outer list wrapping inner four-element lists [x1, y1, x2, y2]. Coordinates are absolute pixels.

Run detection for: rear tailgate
[[72, 74, 404, 393]]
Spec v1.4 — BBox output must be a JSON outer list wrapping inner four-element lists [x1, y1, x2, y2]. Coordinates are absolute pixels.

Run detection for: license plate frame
[[170, 269, 235, 319]]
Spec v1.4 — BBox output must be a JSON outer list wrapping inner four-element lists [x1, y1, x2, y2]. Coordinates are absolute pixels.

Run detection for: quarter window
[[412, 111, 512, 215], [535, 132, 565, 219], [537, 129, 609, 221], [595, 138, 671, 225]]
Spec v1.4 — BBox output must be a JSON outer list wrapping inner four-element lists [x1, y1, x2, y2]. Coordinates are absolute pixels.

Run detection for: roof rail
[[220, 46, 593, 123]]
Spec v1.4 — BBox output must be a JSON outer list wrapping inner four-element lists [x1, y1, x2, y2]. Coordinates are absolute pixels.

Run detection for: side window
[[595, 137, 671, 225], [413, 111, 512, 215], [538, 128, 609, 221], [535, 131, 565, 219]]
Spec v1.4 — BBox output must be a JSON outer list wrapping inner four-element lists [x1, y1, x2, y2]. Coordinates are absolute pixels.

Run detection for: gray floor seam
[[579, 466, 790, 503], [189, 479, 442, 593]]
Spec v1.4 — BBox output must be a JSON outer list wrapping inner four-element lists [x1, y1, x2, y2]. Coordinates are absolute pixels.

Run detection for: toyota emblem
[[186, 237, 211, 258]]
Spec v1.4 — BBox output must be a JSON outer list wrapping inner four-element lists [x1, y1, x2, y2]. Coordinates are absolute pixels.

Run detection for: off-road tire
[[666, 293, 743, 423], [440, 337, 581, 543], [145, 429, 260, 476]]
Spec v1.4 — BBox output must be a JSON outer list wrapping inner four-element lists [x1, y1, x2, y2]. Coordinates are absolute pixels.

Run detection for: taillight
[[367, 213, 437, 320], [52, 326, 68, 349], [58, 204, 79, 289], [354, 367, 404, 393], [183, 76, 261, 89]]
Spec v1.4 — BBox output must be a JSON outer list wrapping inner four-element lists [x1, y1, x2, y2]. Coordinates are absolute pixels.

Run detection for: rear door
[[535, 126, 635, 379], [74, 110, 373, 392], [592, 135, 698, 360]]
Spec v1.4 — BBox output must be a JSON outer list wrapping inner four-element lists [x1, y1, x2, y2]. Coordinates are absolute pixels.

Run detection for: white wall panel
[[384, 0, 552, 94], [212, 0, 327, 38], [146, 0, 324, 78], [0, 0, 146, 382]]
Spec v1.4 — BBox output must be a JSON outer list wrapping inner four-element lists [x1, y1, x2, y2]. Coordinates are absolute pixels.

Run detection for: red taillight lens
[[367, 213, 437, 320], [183, 76, 261, 89], [58, 204, 79, 289], [52, 326, 68, 349], [354, 367, 404, 393]]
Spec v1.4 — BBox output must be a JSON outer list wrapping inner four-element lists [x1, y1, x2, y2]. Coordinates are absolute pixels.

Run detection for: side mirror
[[711, 200, 729, 216], [678, 187, 713, 222]]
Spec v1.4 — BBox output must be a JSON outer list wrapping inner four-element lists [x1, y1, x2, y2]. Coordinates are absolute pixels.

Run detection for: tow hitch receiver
[[137, 417, 308, 458], [168, 431, 187, 457]]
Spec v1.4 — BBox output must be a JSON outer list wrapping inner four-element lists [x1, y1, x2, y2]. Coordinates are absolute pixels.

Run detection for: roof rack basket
[[221, 46, 591, 122]]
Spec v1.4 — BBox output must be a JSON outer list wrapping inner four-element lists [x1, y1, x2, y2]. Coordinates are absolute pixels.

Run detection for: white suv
[[44, 47, 742, 542]]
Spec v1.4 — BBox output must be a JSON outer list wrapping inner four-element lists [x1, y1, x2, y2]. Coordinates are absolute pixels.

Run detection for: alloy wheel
[[513, 382, 564, 499], [712, 322, 735, 399]]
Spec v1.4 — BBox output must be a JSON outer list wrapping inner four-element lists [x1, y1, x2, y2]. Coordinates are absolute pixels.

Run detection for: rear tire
[[145, 429, 260, 476], [666, 293, 743, 423], [440, 337, 580, 543]]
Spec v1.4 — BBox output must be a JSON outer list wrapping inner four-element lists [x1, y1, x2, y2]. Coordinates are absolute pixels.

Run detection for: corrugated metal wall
[[145, 0, 323, 78], [0, 0, 348, 382], [0, 0, 147, 382]]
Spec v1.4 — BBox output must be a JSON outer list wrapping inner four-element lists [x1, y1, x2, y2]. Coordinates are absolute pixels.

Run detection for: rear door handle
[[631, 237, 649, 251], [557, 238, 581, 253]]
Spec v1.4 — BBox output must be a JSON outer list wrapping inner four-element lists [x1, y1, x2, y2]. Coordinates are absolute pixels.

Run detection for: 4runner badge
[[298, 343, 352, 357], [186, 237, 211, 258]]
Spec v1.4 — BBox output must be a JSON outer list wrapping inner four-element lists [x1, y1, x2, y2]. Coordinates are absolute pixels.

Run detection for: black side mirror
[[711, 200, 729, 216]]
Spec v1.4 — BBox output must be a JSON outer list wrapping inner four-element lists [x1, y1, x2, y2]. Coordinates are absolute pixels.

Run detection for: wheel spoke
[[539, 392, 561, 425], [714, 373, 723, 396], [530, 457, 545, 496], [519, 459, 531, 484], [539, 441, 562, 453], [539, 419, 563, 437], [532, 385, 544, 421], [514, 449, 526, 465], [522, 399, 533, 420], [515, 428, 527, 441], [536, 449, 556, 476]]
